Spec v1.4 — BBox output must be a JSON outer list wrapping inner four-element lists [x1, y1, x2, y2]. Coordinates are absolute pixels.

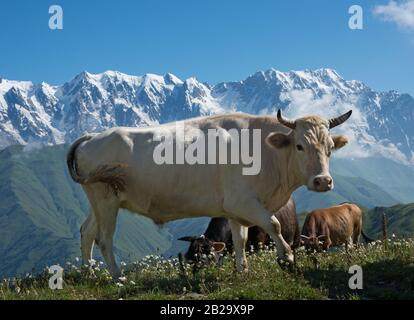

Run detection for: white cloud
[[276, 89, 412, 164], [373, 0, 414, 31]]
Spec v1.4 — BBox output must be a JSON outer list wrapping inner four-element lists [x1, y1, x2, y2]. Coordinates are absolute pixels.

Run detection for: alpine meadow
[[1, 0, 414, 304]]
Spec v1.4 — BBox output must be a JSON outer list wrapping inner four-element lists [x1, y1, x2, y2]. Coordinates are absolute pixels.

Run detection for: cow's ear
[[332, 135, 349, 150], [266, 132, 291, 149], [212, 242, 226, 253], [178, 236, 195, 242]]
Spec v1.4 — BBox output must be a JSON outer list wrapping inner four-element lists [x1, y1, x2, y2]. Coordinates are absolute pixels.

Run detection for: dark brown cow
[[301, 203, 371, 252], [179, 197, 300, 264], [247, 197, 300, 251]]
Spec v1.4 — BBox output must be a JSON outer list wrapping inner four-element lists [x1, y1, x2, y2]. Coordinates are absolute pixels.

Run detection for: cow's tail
[[66, 134, 127, 196], [67, 134, 93, 184], [361, 230, 374, 243]]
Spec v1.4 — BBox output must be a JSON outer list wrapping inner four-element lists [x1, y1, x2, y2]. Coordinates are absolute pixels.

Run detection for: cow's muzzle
[[309, 175, 333, 192]]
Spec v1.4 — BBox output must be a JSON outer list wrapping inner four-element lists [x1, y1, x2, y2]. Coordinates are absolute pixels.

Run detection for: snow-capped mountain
[[1, 68, 413, 164]]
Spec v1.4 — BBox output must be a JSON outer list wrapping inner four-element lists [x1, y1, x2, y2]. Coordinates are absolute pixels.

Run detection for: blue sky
[[0, 0, 413, 95]]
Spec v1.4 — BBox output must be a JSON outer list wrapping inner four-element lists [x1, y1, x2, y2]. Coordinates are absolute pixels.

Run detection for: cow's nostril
[[314, 178, 321, 186], [327, 178, 333, 186]]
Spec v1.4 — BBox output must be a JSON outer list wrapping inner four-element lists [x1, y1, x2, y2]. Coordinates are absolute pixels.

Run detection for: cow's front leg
[[225, 198, 294, 266], [322, 238, 332, 251], [345, 237, 353, 254], [269, 215, 295, 266], [228, 220, 249, 272]]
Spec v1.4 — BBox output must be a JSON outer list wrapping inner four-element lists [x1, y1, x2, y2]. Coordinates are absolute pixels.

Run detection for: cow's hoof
[[235, 267, 249, 273], [286, 252, 295, 264], [109, 269, 123, 280], [277, 255, 295, 272], [235, 264, 249, 273]]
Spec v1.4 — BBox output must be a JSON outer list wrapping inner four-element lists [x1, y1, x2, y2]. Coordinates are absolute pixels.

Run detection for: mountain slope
[[331, 157, 414, 203], [293, 174, 398, 213]]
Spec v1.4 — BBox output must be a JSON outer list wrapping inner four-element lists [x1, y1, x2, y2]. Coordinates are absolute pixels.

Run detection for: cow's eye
[[296, 144, 304, 151], [327, 151, 332, 157]]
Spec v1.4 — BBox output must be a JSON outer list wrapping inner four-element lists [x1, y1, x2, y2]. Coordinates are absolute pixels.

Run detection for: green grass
[[2, 239, 414, 300]]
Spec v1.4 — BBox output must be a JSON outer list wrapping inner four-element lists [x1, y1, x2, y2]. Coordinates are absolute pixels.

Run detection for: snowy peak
[[164, 73, 183, 86], [1, 68, 414, 166]]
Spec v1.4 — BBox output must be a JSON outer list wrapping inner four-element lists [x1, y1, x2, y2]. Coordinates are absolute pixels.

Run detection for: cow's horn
[[178, 236, 194, 242], [277, 109, 296, 129], [329, 110, 352, 129]]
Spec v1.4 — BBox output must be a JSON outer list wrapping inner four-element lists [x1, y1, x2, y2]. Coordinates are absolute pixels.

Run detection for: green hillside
[[0, 145, 170, 278], [363, 203, 414, 239]]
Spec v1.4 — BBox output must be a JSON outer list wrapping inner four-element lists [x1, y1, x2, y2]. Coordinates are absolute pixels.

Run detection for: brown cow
[[301, 203, 371, 252]]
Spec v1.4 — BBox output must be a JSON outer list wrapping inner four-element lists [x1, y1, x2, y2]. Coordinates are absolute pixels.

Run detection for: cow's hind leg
[[96, 204, 120, 278], [80, 210, 98, 267], [229, 220, 249, 272], [84, 185, 121, 278]]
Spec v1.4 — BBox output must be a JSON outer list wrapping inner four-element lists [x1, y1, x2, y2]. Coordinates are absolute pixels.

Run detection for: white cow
[[67, 110, 351, 278]]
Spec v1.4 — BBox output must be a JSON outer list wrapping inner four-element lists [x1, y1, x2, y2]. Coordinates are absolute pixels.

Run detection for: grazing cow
[[178, 218, 231, 264], [67, 110, 351, 277], [178, 196, 300, 265], [301, 203, 371, 252]]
